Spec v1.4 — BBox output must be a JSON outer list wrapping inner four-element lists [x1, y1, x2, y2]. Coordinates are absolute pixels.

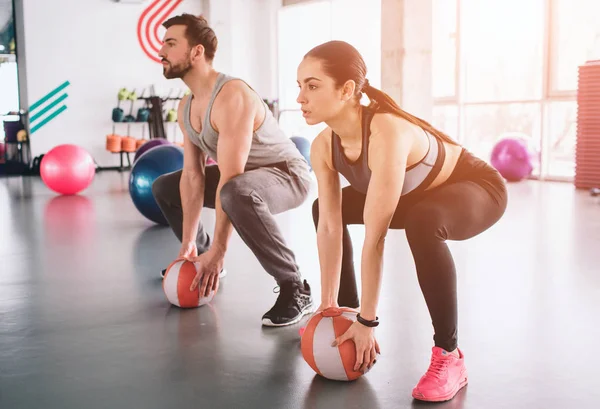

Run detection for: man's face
[[159, 25, 193, 79]]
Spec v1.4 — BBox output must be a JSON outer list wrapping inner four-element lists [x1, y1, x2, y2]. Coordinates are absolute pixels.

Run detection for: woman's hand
[[316, 302, 339, 314], [332, 321, 380, 373]]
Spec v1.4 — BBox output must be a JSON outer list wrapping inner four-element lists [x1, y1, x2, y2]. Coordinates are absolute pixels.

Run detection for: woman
[[297, 41, 507, 402]]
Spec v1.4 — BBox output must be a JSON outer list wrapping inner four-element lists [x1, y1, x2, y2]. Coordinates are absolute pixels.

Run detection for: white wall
[[401, 0, 432, 121], [21, 0, 278, 165], [276, 0, 382, 142], [208, 0, 279, 99], [381, 0, 433, 122]]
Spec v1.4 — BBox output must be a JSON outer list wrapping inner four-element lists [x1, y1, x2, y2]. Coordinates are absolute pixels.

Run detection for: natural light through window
[[432, 0, 599, 180]]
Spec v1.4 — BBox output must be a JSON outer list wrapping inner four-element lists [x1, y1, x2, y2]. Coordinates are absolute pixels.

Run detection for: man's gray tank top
[[182, 73, 306, 170]]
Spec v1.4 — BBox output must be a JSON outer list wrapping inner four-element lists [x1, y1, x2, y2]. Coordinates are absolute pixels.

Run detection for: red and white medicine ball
[[301, 307, 369, 381], [162, 259, 215, 308]]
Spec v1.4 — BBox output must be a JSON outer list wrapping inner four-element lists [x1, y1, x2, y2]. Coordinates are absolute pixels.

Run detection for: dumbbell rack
[[98, 95, 182, 172]]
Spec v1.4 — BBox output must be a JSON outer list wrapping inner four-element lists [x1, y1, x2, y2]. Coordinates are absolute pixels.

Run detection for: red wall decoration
[[137, 0, 184, 63]]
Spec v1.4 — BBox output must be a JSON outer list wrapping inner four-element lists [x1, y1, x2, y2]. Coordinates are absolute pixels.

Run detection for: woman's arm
[[311, 129, 344, 307], [360, 115, 413, 321]]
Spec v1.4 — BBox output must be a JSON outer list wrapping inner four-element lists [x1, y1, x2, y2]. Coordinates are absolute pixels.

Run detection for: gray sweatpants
[[152, 159, 312, 285]]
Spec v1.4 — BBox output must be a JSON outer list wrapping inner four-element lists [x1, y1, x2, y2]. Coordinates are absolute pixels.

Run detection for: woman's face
[[296, 57, 353, 125]]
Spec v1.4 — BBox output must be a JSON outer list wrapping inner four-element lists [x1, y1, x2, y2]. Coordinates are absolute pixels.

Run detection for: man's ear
[[191, 44, 206, 61]]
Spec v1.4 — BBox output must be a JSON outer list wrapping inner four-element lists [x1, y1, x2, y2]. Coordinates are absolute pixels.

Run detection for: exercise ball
[[301, 307, 372, 381], [490, 137, 535, 182], [163, 258, 215, 308], [291, 136, 312, 170], [40, 144, 95, 195], [134, 138, 171, 163], [129, 144, 183, 225]]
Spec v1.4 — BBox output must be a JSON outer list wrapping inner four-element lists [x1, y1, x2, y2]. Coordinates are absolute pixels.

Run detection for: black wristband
[[356, 313, 379, 327]]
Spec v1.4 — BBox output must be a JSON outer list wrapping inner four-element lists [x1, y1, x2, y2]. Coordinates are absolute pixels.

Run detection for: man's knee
[[219, 177, 251, 216], [152, 170, 181, 203]]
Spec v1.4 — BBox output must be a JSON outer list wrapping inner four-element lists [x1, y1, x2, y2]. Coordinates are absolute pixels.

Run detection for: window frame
[[433, 0, 583, 182]]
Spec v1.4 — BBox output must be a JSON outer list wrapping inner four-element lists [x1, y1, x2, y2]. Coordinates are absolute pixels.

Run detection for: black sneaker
[[262, 279, 314, 327]]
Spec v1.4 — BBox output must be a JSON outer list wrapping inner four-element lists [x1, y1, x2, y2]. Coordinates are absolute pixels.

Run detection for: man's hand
[[189, 248, 224, 297]]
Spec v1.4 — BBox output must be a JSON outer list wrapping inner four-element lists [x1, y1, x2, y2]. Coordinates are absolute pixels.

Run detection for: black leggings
[[311, 149, 508, 351]]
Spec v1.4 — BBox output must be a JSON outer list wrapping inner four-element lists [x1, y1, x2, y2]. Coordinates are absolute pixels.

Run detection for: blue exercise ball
[[129, 144, 184, 225], [291, 136, 311, 170]]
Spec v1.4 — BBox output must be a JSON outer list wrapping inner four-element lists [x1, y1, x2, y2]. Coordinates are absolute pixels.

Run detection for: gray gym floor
[[1, 172, 599, 409]]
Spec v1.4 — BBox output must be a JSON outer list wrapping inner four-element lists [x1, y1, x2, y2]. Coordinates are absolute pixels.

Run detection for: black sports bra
[[331, 107, 446, 196]]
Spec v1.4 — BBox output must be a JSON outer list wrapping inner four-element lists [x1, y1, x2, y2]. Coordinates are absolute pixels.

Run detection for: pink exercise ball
[[490, 137, 535, 182], [40, 144, 96, 195]]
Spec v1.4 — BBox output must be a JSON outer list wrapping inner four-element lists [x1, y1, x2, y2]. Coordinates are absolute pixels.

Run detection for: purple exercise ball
[[134, 139, 172, 163], [490, 138, 534, 182]]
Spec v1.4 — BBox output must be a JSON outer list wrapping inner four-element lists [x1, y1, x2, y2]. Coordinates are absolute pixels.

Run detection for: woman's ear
[[341, 80, 357, 101]]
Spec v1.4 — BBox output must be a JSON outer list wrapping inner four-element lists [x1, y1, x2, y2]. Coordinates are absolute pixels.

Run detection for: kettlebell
[[166, 109, 177, 122], [112, 107, 124, 122], [136, 107, 150, 122]]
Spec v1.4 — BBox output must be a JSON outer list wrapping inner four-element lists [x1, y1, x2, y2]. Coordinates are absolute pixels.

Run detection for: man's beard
[[162, 59, 192, 79]]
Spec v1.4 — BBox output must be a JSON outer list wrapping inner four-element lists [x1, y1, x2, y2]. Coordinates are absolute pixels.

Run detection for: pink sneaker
[[412, 346, 468, 402]]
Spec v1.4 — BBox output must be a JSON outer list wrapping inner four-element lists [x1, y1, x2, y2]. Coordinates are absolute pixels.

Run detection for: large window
[[463, 103, 542, 175], [277, 0, 382, 142], [433, 0, 600, 180], [462, 0, 544, 103], [549, 0, 600, 94]]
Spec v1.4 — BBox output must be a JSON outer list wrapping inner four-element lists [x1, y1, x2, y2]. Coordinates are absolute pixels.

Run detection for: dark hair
[[163, 14, 218, 63], [304, 41, 458, 146]]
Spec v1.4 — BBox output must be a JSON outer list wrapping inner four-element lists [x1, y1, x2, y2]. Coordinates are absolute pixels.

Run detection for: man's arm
[[208, 81, 255, 255], [178, 94, 207, 247]]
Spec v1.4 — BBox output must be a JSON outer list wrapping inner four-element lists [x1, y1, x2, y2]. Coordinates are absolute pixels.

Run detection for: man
[[152, 14, 314, 327]]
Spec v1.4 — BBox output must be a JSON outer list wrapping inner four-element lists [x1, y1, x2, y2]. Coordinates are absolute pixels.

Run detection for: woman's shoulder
[[368, 111, 421, 155], [312, 126, 333, 149], [310, 127, 335, 169], [370, 111, 414, 135]]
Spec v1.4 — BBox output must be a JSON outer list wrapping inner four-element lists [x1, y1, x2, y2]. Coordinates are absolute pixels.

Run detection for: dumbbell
[[113, 88, 131, 122], [124, 89, 138, 122], [166, 109, 177, 122], [118, 88, 129, 101]]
